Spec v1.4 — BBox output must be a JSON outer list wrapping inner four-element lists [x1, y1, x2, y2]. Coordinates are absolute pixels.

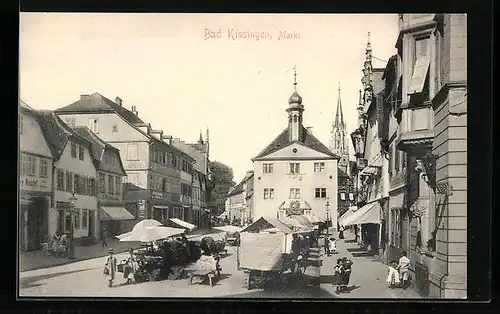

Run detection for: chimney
[[115, 97, 122, 106], [306, 126, 313, 134], [162, 135, 173, 145], [80, 94, 90, 100], [131, 105, 138, 116]]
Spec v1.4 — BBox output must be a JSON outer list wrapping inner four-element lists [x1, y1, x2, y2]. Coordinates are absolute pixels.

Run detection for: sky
[[19, 13, 399, 182]]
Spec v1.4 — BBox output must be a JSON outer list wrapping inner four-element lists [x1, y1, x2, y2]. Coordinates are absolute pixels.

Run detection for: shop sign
[[151, 191, 164, 200], [20, 175, 50, 192], [286, 207, 304, 216], [138, 200, 146, 219]]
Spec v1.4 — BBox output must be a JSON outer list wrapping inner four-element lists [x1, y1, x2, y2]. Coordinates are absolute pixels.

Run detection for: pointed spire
[[293, 65, 298, 91], [334, 82, 345, 128], [366, 31, 372, 52]]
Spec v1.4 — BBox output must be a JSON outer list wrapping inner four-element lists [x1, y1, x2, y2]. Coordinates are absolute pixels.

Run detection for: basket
[[117, 263, 125, 273]]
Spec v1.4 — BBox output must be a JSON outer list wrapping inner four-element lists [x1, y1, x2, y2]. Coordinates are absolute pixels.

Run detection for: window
[[89, 118, 99, 133], [64, 118, 76, 127], [314, 162, 325, 172], [263, 163, 273, 174], [38, 159, 48, 178], [349, 193, 354, 201], [98, 173, 106, 193], [167, 153, 173, 167], [19, 115, 23, 134], [395, 150, 401, 172], [21, 154, 36, 176], [128, 173, 139, 186], [127, 144, 138, 160], [408, 36, 431, 95], [289, 163, 300, 174], [89, 178, 95, 195], [71, 143, 77, 158], [115, 177, 121, 195], [78, 145, 84, 161], [289, 188, 300, 199], [340, 192, 346, 201], [82, 209, 88, 228], [315, 188, 327, 199], [66, 171, 73, 192], [74, 174, 80, 194], [162, 178, 167, 193], [108, 175, 115, 195], [263, 188, 275, 199], [57, 170, 65, 190], [172, 155, 178, 168], [74, 209, 81, 229]]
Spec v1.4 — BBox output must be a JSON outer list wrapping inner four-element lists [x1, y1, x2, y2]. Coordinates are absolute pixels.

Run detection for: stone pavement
[[19, 239, 142, 272], [319, 231, 422, 299]]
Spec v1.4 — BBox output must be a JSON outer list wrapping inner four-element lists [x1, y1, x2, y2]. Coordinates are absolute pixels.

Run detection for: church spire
[[334, 82, 345, 128], [198, 130, 204, 144]]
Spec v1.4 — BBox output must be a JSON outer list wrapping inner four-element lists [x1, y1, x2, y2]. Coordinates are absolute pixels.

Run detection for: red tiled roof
[[254, 126, 340, 160], [55, 92, 144, 125]]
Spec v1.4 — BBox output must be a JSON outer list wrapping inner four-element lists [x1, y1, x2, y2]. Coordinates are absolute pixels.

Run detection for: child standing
[[329, 237, 337, 255], [386, 260, 400, 288], [332, 258, 344, 293]]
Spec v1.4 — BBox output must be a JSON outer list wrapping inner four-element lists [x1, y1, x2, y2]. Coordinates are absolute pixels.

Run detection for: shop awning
[[341, 201, 381, 227], [100, 206, 135, 221], [165, 218, 196, 231], [359, 154, 383, 176]]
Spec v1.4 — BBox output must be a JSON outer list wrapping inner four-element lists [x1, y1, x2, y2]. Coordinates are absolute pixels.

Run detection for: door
[[26, 206, 43, 251], [88, 210, 95, 238]]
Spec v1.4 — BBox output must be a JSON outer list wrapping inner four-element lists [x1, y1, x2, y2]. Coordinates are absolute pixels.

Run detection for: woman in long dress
[[124, 248, 137, 284], [104, 249, 117, 287]]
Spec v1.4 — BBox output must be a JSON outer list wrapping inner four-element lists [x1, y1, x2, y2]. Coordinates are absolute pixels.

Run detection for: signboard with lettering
[[20, 176, 51, 192], [151, 191, 164, 200], [138, 200, 146, 219], [286, 208, 305, 216]]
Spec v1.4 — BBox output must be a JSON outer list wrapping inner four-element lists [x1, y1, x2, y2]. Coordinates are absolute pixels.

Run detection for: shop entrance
[[88, 210, 95, 238], [26, 198, 48, 251]]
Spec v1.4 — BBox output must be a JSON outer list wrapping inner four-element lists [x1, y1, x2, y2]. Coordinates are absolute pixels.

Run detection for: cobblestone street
[[319, 231, 421, 299]]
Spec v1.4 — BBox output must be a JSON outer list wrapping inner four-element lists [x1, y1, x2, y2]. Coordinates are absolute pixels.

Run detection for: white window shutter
[[408, 56, 430, 95]]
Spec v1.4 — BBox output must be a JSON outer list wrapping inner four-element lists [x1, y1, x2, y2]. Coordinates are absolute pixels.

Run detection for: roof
[[72, 126, 127, 176], [55, 92, 144, 125], [254, 126, 340, 160], [19, 100, 35, 111], [372, 68, 386, 95], [382, 55, 398, 79], [227, 172, 254, 197], [35, 110, 93, 160], [241, 217, 294, 234]]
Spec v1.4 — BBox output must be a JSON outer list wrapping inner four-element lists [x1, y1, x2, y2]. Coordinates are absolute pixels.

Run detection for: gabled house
[[54, 93, 195, 225], [225, 170, 254, 226], [19, 101, 54, 251], [72, 126, 133, 238], [251, 69, 339, 229], [36, 111, 100, 241]]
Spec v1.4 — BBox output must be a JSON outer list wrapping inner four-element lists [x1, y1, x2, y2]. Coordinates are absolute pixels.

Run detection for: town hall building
[[252, 69, 340, 229]]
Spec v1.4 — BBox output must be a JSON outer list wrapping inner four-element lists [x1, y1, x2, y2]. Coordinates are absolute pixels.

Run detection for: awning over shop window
[[165, 218, 196, 231], [100, 206, 135, 221], [359, 154, 383, 176], [340, 201, 381, 227], [338, 206, 358, 226]]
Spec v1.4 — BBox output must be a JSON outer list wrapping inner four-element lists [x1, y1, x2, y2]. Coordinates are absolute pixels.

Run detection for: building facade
[[347, 34, 390, 257], [329, 86, 356, 218], [54, 93, 196, 226], [391, 13, 467, 299], [19, 101, 54, 251], [36, 111, 99, 241], [73, 127, 133, 238], [225, 171, 254, 225], [252, 70, 339, 228]]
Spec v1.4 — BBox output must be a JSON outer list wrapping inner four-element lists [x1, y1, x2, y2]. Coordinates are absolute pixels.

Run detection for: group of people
[[103, 248, 137, 287], [386, 251, 411, 289], [49, 232, 69, 256], [332, 257, 353, 293]]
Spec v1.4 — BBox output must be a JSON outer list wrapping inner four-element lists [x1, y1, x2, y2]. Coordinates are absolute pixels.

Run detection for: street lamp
[[68, 192, 78, 260], [325, 198, 330, 240]]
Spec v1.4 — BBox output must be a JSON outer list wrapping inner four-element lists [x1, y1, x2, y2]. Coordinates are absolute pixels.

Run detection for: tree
[[209, 161, 236, 215]]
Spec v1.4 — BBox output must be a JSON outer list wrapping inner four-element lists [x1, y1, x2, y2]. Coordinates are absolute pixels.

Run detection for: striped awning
[[100, 206, 135, 221]]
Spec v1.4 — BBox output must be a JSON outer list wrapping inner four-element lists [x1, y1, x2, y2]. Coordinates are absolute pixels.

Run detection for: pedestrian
[[101, 227, 107, 247], [124, 248, 137, 284], [397, 251, 410, 289], [332, 258, 344, 293], [324, 236, 331, 256], [338, 225, 345, 240], [329, 237, 337, 255], [104, 248, 117, 287], [341, 257, 353, 292], [386, 260, 400, 288]]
